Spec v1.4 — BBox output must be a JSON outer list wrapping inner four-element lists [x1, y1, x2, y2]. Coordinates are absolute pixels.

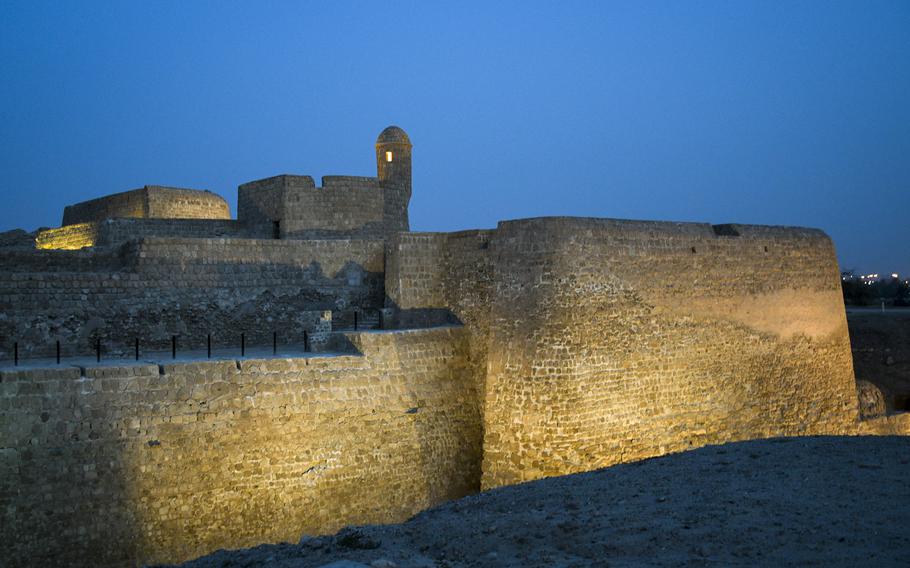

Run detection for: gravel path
[[174, 436, 910, 567]]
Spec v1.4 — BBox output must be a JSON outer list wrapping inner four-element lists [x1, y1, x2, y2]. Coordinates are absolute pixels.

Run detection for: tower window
[[386, 151, 393, 162]]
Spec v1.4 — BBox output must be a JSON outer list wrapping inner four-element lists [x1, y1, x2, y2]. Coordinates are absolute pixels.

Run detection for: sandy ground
[[172, 436, 910, 568]]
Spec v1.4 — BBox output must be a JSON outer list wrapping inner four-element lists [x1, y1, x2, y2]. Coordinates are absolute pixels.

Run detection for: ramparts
[[0, 327, 481, 567], [0, 237, 385, 360]]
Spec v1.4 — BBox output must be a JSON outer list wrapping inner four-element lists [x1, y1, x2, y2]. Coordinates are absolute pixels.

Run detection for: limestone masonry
[[1, 126, 906, 567]]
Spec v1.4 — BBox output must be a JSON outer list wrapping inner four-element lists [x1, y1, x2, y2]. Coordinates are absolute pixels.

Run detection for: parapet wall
[[238, 175, 407, 240], [62, 186, 231, 225], [284, 176, 385, 238], [0, 327, 481, 567], [0, 238, 385, 361], [144, 186, 231, 220], [62, 188, 147, 225], [96, 218, 267, 244]]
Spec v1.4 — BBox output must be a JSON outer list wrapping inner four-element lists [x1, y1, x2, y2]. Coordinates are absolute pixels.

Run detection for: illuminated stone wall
[[386, 230, 495, 399], [144, 186, 231, 220], [62, 188, 147, 225], [386, 232, 449, 311], [384, 218, 870, 489], [0, 238, 385, 361], [35, 222, 99, 250], [481, 218, 860, 488], [0, 327, 481, 567]]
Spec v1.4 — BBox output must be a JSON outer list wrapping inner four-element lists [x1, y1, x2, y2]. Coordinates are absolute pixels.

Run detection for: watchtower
[[376, 126, 412, 233]]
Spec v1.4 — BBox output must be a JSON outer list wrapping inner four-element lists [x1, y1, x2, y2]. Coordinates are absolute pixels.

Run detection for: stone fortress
[[1, 126, 907, 567]]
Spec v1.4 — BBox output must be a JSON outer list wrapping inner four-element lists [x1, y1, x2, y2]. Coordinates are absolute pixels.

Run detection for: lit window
[[386, 151, 393, 162]]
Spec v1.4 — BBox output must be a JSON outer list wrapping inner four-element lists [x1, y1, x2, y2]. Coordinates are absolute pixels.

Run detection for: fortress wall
[[283, 177, 385, 238], [144, 186, 231, 220], [133, 237, 384, 276], [95, 218, 268, 245], [237, 175, 304, 227], [237, 175, 391, 239], [386, 233, 448, 311], [0, 327, 482, 567], [0, 229, 38, 249], [385, 230, 495, 409], [35, 218, 266, 251], [35, 222, 100, 250], [0, 245, 130, 272], [439, 231, 496, 399], [0, 239, 386, 361], [63, 189, 147, 225], [321, 175, 380, 188], [481, 217, 859, 488]]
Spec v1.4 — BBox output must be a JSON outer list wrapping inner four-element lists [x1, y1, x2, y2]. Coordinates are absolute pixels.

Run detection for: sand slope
[[174, 436, 910, 567]]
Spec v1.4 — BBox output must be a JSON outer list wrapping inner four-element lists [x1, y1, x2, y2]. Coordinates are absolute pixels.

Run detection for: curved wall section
[[481, 217, 858, 488]]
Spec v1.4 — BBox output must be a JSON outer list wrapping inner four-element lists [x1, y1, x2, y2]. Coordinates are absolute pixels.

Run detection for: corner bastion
[[382, 217, 901, 488], [1, 126, 908, 567]]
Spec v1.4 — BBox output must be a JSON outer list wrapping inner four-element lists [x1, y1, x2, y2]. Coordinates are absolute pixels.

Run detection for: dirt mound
[[171, 436, 910, 567]]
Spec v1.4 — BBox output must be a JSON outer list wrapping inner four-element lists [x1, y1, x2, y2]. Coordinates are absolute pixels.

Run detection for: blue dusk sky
[[1, 1, 907, 276]]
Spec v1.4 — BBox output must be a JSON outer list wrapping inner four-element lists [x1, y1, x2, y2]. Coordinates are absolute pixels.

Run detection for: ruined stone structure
[[1, 126, 907, 567]]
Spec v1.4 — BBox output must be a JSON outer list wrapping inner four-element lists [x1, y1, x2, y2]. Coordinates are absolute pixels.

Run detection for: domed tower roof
[[376, 126, 411, 146]]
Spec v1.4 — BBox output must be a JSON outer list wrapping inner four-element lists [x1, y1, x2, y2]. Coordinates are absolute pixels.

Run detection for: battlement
[[237, 132, 411, 241], [239, 174, 382, 191]]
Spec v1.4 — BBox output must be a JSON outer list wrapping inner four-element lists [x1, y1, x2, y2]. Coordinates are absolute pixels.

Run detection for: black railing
[[0, 306, 428, 367], [1, 329, 316, 367]]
